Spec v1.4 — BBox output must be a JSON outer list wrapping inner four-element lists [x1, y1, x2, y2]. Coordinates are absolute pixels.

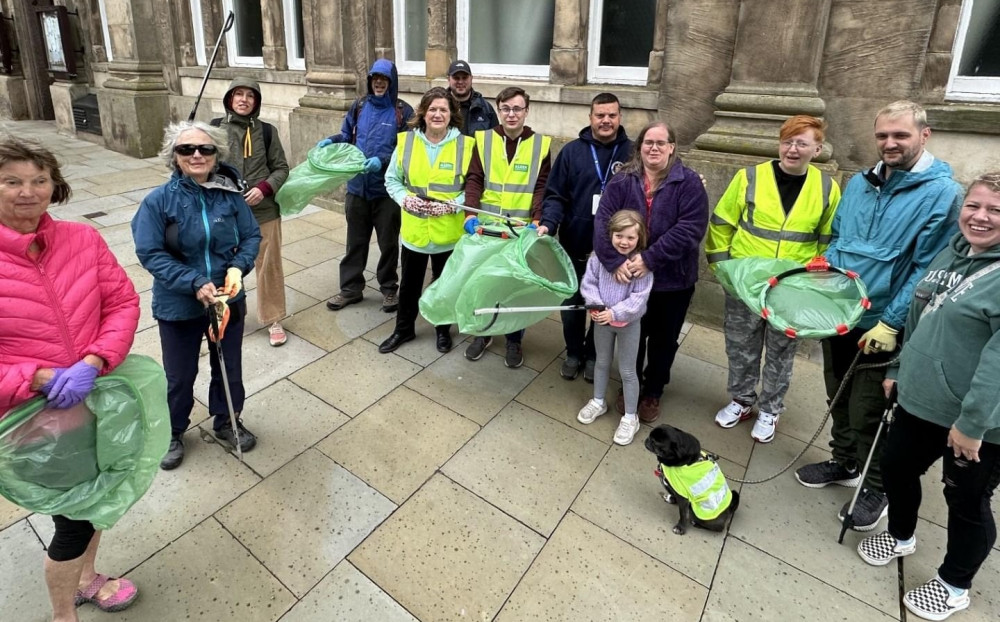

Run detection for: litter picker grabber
[[415, 194, 530, 237], [839, 384, 897, 543], [473, 303, 605, 332], [187, 11, 236, 122], [203, 296, 243, 462]]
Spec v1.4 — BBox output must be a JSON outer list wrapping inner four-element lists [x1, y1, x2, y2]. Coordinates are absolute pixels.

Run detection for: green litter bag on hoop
[[453, 231, 578, 336], [713, 256, 870, 339], [0, 355, 170, 530], [275, 144, 367, 216]]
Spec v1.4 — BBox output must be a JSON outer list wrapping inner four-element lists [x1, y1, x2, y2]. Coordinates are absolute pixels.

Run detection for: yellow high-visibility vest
[[476, 130, 551, 222], [397, 131, 475, 248], [706, 162, 841, 265], [660, 454, 733, 521]]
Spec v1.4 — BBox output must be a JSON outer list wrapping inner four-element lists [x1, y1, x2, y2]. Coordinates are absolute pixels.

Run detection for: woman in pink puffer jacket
[[0, 138, 140, 621]]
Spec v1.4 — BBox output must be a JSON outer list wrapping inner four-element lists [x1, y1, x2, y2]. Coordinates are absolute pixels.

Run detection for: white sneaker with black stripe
[[857, 530, 915, 566], [903, 576, 970, 621]]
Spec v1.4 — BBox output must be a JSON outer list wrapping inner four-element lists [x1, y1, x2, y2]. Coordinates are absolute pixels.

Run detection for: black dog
[[644, 425, 740, 535]]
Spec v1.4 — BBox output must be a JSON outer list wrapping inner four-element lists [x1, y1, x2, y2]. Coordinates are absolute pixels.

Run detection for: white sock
[[896, 535, 915, 547], [624, 413, 638, 421], [592, 398, 605, 407], [938, 576, 968, 596]]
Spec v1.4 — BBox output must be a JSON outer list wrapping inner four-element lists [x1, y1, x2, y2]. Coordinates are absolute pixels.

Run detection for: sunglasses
[[173, 144, 218, 156]]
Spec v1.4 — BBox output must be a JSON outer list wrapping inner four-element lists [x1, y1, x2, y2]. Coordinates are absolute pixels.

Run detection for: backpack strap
[[209, 117, 223, 127]]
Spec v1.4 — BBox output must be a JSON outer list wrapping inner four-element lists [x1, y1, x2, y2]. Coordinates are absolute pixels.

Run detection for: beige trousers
[[255, 218, 286, 325]]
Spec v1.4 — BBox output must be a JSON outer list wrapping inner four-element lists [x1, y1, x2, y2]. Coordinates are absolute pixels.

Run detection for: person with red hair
[[706, 115, 841, 443]]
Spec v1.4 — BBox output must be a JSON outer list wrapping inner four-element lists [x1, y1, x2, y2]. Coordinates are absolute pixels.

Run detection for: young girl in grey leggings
[[576, 210, 653, 445]]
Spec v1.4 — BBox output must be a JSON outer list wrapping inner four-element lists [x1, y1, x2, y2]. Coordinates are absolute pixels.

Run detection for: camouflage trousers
[[723, 292, 799, 414]]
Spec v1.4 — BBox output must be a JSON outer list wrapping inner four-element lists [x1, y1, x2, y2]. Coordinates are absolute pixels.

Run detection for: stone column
[[0, 0, 31, 119], [374, 0, 395, 61], [262, 0, 288, 70], [96, 0, 169, 157], [549, 0, 588, 85], [425, 0, 455, 78]]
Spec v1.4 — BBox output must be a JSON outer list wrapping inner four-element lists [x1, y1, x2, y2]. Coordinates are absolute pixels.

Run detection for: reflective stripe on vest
[[477, 130, 550, 219], [396, 131, 473, 247], [401, 132, 468, 197], [741, 165, 832, 244], [662, 456, 733, 521]]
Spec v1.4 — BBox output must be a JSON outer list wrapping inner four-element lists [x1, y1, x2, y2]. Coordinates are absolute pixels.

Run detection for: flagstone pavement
[[1, 120, 997, 622]]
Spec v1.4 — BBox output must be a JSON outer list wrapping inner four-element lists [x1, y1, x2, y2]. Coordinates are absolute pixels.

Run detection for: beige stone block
[[349, 474, 545, 622], [280, 561, 418, 622], [217, 450, 395, 597], [284, 257, 341, 301], [282, 301, 356, 352], [270, 233, 346, 268], [0, 521, 48, 621], [241, 257, 305, 292], [321, 225, 350, 245], [364, 314, 457, 367], [573, 436, 745, 587], [241, 286, 319, 335], [300, 208, 347, 229], [678, 323, 729, 368], [279, 217, 329, 244], [703, 537, 896, 622], [443, 401, 607, 536], [76, 519, 295, 622], [318, 386, 479, 503], [0, 498, 30, 531], [92, 204, 140, 227], [481, 317, 567, 372], [290, 339, 421, 416], [405, 346, 537, 426], [516, 357, 622, 443], [497, 513, 708, 621]]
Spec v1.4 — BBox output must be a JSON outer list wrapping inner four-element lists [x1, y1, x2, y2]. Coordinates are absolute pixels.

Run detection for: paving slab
[[362, 313, 458, 367], [242, 257, 306, 292], [279, 561, 418, 622], [75, 518, 295, 622], [280, 218, 330, 244], [136, 290, 155, 331], [0, 520, 49, 622], [405, 346, 536, 426], [702, 537, 895, 622], [50, 193, 134, 218], [572, 436, 745, 587], [0, 497, 30, 531], [236, 380, 350, 477], [280, 234, 346, 267], [242, 286, 319, 335], [299, 208, 346, 229], [217, 449, 395, 597], [443, 401, 607, 536], [290, 339, 421, 416], [284, 257, 342, 301], [349, 474, 545, 622], [482, 317, 567, 372], [317, 386, 479, 504], [283, 300, 370, 352], [496, 512, 708, 622]]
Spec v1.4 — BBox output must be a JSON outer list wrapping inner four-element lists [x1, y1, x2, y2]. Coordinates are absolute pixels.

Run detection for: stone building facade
[[1, 0, 998, 320]]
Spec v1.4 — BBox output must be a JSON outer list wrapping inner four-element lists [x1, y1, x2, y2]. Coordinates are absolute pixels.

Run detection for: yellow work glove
[[858, 321, 899, 354], [223, 267, 243, 298]]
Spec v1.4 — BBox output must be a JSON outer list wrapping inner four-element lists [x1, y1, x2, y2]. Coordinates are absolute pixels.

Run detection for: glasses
[[499, 106, 526, 116], [642, 140, 670, 148], [780, 140, 816, 150], [173, 144, 218, 156]]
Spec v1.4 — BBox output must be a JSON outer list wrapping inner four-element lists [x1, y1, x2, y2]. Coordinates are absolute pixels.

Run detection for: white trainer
[[751, 411, 779, 443], [613, 416, 640, 445], [715, 400, 754, 428], [576, 399, 608, 424]]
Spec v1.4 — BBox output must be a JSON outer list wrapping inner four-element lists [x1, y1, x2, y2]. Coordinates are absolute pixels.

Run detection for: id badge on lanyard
[[591, 144, 618, 216]]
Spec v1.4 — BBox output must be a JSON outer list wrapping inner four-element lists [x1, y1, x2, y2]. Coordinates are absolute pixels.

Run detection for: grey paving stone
[[92, 204, 139, 227], [0, 520, 48, 622], [282, 300, 363, 352], [279, 561, 418, 622], [317, 386, 480, 504], [242, 286, 319, 335], [75, 518, 295, 622], [290, 339, 421, 416], [298, 208, 346, 229], [405, 346, 536, 426], [284, 257, 341, 301], [702, 537, 895, 622], [482, 317, 567, 372], [363, 314, 454, 367], [49, 193, 133, 218], [572, 434, 745, 587], [242, 257, 306, 292], [497, 512, 708, 622], [96, 222, 134, 247], [349, 474, 545, 622], [280, 218, 329, 244], [281, 234, 346, 267], [237, 380, 350, 477], [108, 239, 140, 268], [123, 263, 154, 293], [443, 401, 607, 536], [136, 290, 155, 331], [0, 497, 30, 531], [217, 449, 395, 598]]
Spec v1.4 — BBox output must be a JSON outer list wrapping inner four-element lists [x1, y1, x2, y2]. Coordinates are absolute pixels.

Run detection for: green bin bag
[[0, 355, 170, 530], [275, 144, 367, 216], [454, 232, 578, 336], [419, 227, 511, 326]]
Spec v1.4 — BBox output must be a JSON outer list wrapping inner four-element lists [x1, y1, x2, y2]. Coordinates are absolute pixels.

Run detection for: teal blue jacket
[[824, 154, 961, 330]]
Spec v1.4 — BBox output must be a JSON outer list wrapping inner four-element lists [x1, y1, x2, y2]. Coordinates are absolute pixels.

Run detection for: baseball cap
[[448, 60, 472, 77]]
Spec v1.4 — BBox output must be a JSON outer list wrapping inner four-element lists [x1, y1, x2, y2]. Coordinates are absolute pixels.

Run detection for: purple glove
[[45, 360, 99, 409], [39, 368, 67, 396]]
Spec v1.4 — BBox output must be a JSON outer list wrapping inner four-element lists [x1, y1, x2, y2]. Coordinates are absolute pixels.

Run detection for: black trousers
[[636, 286, 694, 399], [158, 298, 247, 436], [882, 406, 1000, 589], [395, 246, 451, 336], [561, 255, 595, 362], [339, 194, 400, 297], [48, 515, 95, 561]]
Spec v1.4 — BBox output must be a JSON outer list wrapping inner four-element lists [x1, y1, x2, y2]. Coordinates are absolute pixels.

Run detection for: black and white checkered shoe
[[857, 530, 915, 566], [903, 576, 970, 621]]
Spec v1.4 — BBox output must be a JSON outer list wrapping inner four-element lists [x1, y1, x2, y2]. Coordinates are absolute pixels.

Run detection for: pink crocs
[[75, 573, 139, 612]]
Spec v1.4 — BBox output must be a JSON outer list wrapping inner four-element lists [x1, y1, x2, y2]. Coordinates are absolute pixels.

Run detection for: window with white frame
[[587, 0, 655, 85], [97, 0, 113, 61], [457, 0, 555, 78], [189, 0, 207, 66], [284, 0, 305, 70], [393, 0, 427, 75], [223, 0, 264, 67], [947, 0, 1000, 101]]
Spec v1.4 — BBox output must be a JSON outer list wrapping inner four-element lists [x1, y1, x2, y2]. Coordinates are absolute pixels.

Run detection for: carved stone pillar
[[425, 0, 455, 78], [374, 0, 395, 61], [549, 0, 588, 85], [96, 0, 169, 157], [262, 0, 288, 70]]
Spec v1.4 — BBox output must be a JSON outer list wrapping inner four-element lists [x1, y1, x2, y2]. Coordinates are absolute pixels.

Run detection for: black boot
[[160, 435, 185, 470]]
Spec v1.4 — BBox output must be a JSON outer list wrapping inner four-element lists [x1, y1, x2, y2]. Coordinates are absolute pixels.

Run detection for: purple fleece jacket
[[580, 254, 653, 324], [593, 159, 708, 292]]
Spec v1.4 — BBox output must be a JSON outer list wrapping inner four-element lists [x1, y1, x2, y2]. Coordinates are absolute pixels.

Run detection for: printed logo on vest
[[438, 162, 454, 170], [513, 163, 529, 172]]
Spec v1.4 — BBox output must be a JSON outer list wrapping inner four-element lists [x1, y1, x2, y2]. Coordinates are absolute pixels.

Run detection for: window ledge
[[926, 103, 1000, 136], [396, 76, 659, 110], [176, 66, 307, 85]]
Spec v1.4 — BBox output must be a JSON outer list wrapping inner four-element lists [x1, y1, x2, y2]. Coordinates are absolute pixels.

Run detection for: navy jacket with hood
[[325, 59, 414, 199], [540, 126, 633, 259]]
